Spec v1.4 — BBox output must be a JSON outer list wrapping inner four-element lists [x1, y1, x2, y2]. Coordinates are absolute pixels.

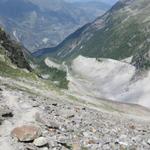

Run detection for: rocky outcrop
[[0, 27, 30, 70]]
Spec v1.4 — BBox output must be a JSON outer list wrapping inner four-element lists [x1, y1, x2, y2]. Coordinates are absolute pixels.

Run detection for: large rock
[[11, 125, 41, 142]]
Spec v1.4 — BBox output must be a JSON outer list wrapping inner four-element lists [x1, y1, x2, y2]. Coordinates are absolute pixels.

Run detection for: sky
[[65, 0, 118, 5]]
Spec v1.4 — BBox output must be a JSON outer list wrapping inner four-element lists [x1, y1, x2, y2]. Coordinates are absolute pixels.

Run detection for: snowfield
[[68, 55, 150, 108], [44, 58, 60, 69]]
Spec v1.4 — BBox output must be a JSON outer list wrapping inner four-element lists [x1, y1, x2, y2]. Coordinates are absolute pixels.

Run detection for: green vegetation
[[44, 0, 150, 70], [0, 46, 36, 80], [0, 60, 36, 79], [0, 27, 68, 89], [34, 61, 68, 89], [0, 27, 30, 69]]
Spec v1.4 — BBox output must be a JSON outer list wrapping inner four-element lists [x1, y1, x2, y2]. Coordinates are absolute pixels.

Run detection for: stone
[[35, 113, 59, 129], [52, 103, 58, 106], [0, 118, 3, 125], [87, 140, 96, 144], [47, 122, 59, 130], [67, 115, 75, 119], [72, 143, 81, 150], [41, 147, 49, 150], [147, 139, 150, 145], [91, 127, 97, 133], [48, 128, 56, 132], [2, 112, 13, 118], [119, 142, 128, 150], [0, 106, 13, 118], [11, 125, 41, 142], [129, 124, 136, 130], [33, 137, 48, 147]]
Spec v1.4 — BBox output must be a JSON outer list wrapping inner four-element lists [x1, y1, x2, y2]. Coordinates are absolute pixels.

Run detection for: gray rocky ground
[[0, 78, 150, 150]]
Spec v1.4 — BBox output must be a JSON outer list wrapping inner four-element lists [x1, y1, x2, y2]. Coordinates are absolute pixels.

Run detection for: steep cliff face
[[0, 27, 30, 70]]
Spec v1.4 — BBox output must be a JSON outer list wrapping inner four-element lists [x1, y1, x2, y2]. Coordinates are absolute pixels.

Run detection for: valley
[[0, 0, 111, 52], [0, 0, 150, 150], [1, 58, 150, 150], [37, 0, 150, 71]]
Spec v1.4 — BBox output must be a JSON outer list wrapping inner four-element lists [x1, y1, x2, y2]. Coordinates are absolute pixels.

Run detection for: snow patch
[[42, 38, 49, 44], [13, 31, 19, 42], [44, 58, 60, 69], [41, 74, 49, 79]]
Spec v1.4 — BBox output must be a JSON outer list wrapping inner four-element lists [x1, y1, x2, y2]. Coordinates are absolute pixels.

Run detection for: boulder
[[147, 139, 150, 145], [41, 147, 49, 150], [11, 125, 41, 142], [33, 137, 48, 147]]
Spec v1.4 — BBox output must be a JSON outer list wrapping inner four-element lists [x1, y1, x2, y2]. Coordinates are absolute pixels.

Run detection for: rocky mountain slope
[[0, 0, 110, 52], [0, 26, 68, 88], [1, 76, 150, 150], [1, 53, 150, 150], [0, 27, 30, 70], [1, 22, 150, 149], [37, 0, 150, 69]]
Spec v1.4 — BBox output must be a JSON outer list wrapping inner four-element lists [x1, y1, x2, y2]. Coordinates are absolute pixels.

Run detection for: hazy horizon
[[65, 0, 118, 5]]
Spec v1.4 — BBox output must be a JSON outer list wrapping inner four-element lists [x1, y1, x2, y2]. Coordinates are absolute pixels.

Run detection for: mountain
[[0, 0, 110, 52], [37, 0, 150, 69], [32, 0, 150, 107], [1, 26, 150, 150], [0, 27, 30, 70], [71, 1, 110, 18], [1, 2, 150, 150]]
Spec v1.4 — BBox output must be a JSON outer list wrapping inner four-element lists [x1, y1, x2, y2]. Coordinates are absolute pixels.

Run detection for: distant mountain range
[[65, 0, 118, 5], [0, 0, 111, 52], [36, 0, 150, 70]]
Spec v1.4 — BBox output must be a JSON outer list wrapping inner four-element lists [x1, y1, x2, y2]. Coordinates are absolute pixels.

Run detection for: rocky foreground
[[0, 82, 150, 150]]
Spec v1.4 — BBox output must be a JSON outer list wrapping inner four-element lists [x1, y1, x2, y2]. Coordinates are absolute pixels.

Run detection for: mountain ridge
[[0, 27, 30, 70], [0, 0, 111, 52], [36, 0, 150, 70], [1, 2, 150, 149]]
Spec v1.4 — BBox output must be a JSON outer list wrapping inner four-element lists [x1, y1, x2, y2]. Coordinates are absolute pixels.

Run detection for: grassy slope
[[29, 56, 69, 89], [0, 45, 35, 79]]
